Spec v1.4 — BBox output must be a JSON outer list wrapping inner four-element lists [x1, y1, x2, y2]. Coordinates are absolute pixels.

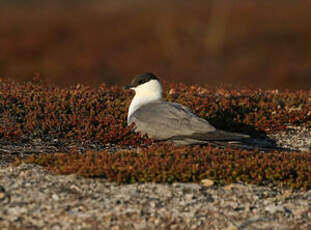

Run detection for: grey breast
[[128, 100, 216, 140]]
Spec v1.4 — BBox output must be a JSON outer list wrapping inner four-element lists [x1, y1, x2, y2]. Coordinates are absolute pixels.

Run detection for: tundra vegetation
[[3, 78, 310, 190]]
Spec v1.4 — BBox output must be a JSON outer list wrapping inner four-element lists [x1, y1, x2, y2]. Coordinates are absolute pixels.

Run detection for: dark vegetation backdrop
[[0, 0, 310, 89]]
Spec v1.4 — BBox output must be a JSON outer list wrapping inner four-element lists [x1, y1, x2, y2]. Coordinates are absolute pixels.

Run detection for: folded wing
[[129, 101, 249, 142]]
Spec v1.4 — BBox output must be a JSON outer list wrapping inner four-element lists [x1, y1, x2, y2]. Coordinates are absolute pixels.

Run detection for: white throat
[[128, 79, 162, 123]]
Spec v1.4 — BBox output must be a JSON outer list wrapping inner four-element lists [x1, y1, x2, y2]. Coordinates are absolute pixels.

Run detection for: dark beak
[[123, 85, 132, 90]]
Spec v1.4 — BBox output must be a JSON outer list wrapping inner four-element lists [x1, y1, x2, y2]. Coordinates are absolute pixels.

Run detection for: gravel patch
[[269, 126, 311, 152], [0, 140, 123, 168], [1, 164, 311, 230]]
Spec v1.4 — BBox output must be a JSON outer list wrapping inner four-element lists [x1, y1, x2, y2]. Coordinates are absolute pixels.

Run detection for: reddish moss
[[17, 144, 311, 190], [0, 79, 310, 145], [4, 78, 310, 189]]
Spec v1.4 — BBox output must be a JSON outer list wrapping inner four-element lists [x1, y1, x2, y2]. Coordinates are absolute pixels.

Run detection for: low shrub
[[17, 144, 311, 190], [0, 79, 310, 146], [4, 78, 311, 189]]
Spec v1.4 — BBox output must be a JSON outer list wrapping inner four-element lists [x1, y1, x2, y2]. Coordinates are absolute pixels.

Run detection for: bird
[[124, 72, 252, 146]]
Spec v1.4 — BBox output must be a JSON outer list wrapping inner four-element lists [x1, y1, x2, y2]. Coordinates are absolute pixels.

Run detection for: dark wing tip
[[189, 129, 250, 141]]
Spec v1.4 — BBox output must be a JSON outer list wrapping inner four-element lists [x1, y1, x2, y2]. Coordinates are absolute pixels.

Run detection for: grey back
[[129, 100, 216, 140]]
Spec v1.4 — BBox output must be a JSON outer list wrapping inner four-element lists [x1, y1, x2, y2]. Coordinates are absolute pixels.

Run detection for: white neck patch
[[128, 79, 162, 123]]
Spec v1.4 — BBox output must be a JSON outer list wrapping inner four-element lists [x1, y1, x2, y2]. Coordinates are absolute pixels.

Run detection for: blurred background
[[0, 0, 310, 89]]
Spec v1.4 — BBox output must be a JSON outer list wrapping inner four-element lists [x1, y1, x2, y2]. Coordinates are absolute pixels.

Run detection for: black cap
[[124, 73, 158, 89]]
